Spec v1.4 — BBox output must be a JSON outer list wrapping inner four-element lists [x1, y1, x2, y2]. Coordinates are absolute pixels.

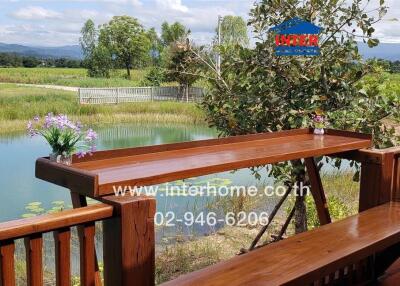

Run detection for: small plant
[[311, 111, 327, 135], [27, 113, 97, 164]]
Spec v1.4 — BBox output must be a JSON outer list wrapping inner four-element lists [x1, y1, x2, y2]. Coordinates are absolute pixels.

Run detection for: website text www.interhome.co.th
[[112, 182, 310, 198]]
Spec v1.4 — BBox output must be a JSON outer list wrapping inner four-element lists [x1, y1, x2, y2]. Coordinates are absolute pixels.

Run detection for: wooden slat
[[79, 222, 96, 286], [305, 157, 331, 225], [0, 204, 113, 241], [54, 228, 71, 286], [71, 193, 102, 286], [161, 202, 400, 286], [25, 234, 43, 286], [0, 240, 15, 286]]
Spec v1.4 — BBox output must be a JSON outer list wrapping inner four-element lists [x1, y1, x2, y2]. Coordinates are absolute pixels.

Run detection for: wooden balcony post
[[101, 195, 156, 286], [359, 149, 395, 212]]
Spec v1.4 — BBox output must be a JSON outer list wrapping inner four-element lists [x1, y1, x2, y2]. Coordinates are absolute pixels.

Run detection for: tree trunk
[[126, 63, 131, 78], [291, 160, 308, 234], [294, 191, 307, 233]]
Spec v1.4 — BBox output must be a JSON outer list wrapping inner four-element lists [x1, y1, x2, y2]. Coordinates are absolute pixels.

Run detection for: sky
[[0, 0, 399, 47]]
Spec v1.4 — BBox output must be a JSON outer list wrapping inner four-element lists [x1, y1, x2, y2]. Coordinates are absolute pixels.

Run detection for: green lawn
[[0, 67, 148, 87], [0, 84, 206, 134]]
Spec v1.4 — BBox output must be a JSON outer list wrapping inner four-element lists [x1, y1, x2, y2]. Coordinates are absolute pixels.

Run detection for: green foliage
[[80, 19, 97, 58], [0, 84, 206, 133], [161, 22, 190, 46], [148, 27, 164, 66], [201, 0, 398, 152], [196, 0, 398, 232], [0, 53, 81, 68], [305, 195, 353, 230], [99, 16, 151, 77], [0, 67, 147, 87], [86, 44, 113, 78], [143, 67, 166, 86], [22, 56, 41, 68], [218, 16, 249, 47], [167, 41, 200, 88]]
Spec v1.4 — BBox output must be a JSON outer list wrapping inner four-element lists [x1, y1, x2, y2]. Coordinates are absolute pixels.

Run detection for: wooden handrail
[[0, 203, 113, 241]]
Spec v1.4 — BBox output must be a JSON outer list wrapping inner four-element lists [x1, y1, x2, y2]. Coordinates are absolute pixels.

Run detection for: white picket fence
[[78, 86, 204, 104]]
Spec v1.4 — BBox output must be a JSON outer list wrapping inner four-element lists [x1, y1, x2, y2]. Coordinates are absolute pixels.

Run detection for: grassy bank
[[0, 68, 148, 87], [0, 84, 206, 134]]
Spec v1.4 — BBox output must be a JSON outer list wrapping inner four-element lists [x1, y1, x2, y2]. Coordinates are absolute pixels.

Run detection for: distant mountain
[[358, 42, 400, 61], [0, 41, 398, 61], [0, 43, 82, 59]]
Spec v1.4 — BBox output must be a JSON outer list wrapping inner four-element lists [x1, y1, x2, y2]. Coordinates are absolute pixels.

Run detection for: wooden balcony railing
[[1, 129, 396, 286], [0, 203, 113, 286]]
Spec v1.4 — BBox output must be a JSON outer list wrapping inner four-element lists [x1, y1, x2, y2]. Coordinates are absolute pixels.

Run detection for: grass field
[[0, 68, 148, 87], [0, 84, 206, 134]]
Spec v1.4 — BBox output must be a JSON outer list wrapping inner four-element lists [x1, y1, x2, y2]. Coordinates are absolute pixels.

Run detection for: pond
[[0, 123, 280, 238]]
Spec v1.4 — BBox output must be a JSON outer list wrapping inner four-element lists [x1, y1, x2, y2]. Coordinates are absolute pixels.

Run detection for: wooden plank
[[305, 157, 331, 225], [0, 204, 113, 241], [24, 234, 43, 286], [54, 228, 71, 286], [102, 195, 156, 286], [35, 129, 371, 197], [0, 240, 15, 286], [93, 132, 370, 195], [80, 222, 96, 286], [161, 202, 400, 286]]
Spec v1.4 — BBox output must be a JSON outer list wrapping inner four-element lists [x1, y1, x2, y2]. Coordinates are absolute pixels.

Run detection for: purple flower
[[77, 151, 86, 158], [85, 129, 97, 141], [28, 114, 97, 159]]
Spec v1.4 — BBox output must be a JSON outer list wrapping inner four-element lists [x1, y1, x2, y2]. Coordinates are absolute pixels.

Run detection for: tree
[[198, 0, 399, 236], [148, 27, 163, 66], [161, 22, 190, 46], [80, 19, 97, 59], [86, 44, 113, 78], [22, 56, 41, 68], [167, 39, 200, 100], [99, 16, 151, 77], [143, 66, 166, 86], [218, 16, 249, 47]]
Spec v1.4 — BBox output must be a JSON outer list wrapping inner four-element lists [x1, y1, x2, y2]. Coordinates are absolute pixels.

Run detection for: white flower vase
[[313, 128, 325, 135]]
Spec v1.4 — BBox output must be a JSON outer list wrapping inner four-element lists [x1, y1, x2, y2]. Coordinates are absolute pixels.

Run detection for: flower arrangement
[[311, 112, 327, 135], [27, 114, 97, 165]]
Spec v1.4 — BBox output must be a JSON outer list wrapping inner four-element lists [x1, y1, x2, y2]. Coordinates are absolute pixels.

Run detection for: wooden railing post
[[101, 195, 156, 286], [358, 149, 395, 212]]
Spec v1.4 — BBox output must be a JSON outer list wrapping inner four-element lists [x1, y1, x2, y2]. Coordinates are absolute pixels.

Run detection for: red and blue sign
[[270, 17, 322, 56]]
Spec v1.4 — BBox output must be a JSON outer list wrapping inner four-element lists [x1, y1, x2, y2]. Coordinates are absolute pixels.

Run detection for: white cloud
[[11, 6, 61, 20], [156, 0, 189, 13]]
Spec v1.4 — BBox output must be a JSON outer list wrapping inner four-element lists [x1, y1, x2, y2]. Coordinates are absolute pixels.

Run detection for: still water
[[0, 123, 274, 231]]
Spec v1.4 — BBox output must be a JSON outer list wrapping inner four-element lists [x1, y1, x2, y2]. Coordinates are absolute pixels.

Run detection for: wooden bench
[[162, 202, 400, 286]]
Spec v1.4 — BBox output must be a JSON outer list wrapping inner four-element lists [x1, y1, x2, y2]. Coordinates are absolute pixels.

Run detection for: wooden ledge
[[36, 129, 372, 197]]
